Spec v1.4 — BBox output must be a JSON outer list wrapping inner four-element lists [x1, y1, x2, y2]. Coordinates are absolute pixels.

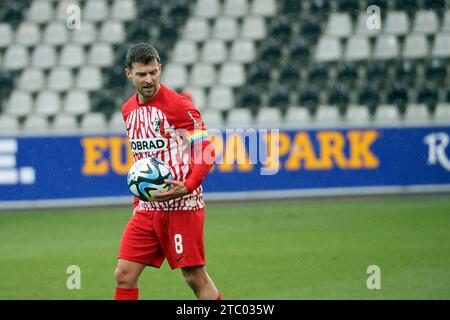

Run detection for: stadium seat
[[336, 62, 358, 86], [280, 0, 302, 16], [80, 113, 108, 132], [416, 83, 439, 111], [186, 87, 206, 110], [22, 114, 49, 132], [223, 0, 248, 17], [51, 113, 78, 132], [395, 0, 418, 12], [226, 108, 253, 128], [0, 72, 14, 101], [3, 45, 29, 71], [16, 22, 41, 47], [279, 64, 301, 88], [0, 24, 13, 48], [315, 37, 342, 62], [270, 16, 292, 44], [60, 44, 85, 68], [184, 18, 210, 42], [250, 0, 276, 17], [201, 40, 227, 64], [212, 17, 238, 41], [5, 91, 33, 116], [298, 85, 320, 112], [403, 104, 430, 124], [307, 62, 328, 86], [195, 0, 220, 18], [202, 109, 224, 129], [208, 86, 234, 110], [108, 111, 125, 131], [63, 90, 90, 115], [355, 12, 381, 37], [230, 40, 256, 63], [111, 0, 137, 21], [247, 62, 271, 89], [345, 105, 370, 125], [309, 0, 331, 17], [425, 58, 447, 83], [88, 43, 114, 67], [387, 82, 409, 112], [47, 67, 74, 92], [325, 13, 352, 38], [190, 63, 216, 88], [365, 60, 388, 86], [71, 22, 97, 45], [300, 17, 322, 42], [431, 33, 450, 58], [327, 85, 350, 111], [218, 63, 245, 88], [76, 67, 102, 91], [268, 87, 291, 109], [288, 38, 310, 62], [157, 20, 179, 47], [283, 107, 311, 127], [43, 22, 68, 46], [91, 90, 117, 114], [172, 40, 198, 65], [373, 35, 400, 60], [423, 0, 446, 11], [442, 10, 450, 32], [99, 21, 125, 44], [241, 16, 266, 40], [345, 36, 371, 61], [385, 11, 410, 36], [31, 44, 57, 69], [55, 0, 80, 21], [0, 114, 20, 133], [315, 105, 341, 125], [18, 68, 45, 93], [27, 0, 54, 24], [403, 34, 428, 59], [413, 10, 439, 35], [126, 20, 150, 42], [259, 38, 283, 66], [433, 104, 450, 124], [373, 104, 400, 124], [255, 108, 283, 128], [83, 0, 109, 22], [35, 91, 61, 116], [358, 85, 380, 114], [238, 86, 261, 109], [161, 63, 187, 89], [395, 59, 418, 86]]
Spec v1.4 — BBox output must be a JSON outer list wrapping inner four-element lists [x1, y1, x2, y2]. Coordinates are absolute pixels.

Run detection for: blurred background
[[0, 0, 450, 300]]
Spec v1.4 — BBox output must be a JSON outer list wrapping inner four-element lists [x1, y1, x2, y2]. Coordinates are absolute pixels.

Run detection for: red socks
[[114, 287, 139, 300], [217, 292, 222, 300]]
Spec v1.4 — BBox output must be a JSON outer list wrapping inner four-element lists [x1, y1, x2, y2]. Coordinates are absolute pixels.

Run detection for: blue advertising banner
[[1, 126, 449, 207]]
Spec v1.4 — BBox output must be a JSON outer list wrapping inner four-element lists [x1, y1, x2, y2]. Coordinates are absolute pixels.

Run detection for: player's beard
[[140, 82, 159, 101]]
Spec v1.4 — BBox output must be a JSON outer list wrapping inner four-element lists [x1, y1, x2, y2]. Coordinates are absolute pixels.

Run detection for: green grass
[[1, 196, 450, 299]]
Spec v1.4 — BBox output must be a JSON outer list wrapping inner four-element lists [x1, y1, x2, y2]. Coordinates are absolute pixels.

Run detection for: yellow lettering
[[262, 132, 290, 172], [219, 134, 253, 172], [110, 137, 134, 175], [81, 137, 109, 175], [347, 130, 380, 168], [285, 132, 322, 170], [316, 131, 348, 169]]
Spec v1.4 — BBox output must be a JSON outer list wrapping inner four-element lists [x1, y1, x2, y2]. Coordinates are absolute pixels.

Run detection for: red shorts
[[118, 208, 206, 269]]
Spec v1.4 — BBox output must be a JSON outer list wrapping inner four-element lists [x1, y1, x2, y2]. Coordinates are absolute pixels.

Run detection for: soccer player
[[114, 43, 221, 300]]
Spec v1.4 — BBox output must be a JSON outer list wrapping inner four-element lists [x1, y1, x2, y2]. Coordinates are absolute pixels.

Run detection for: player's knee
[[115, 266, 136, 287], [182, 268, 206, 292]]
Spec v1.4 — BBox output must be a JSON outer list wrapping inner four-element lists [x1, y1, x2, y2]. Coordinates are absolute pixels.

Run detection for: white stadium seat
[[71, 21, 97, 45], [202, 110, 224, 129], [190, 63, 216, 88], [31, 44, 57, 69], [241, 16, 266, 40], [5, 91, 33, 116], [314, 105, 341, 125], [207, 86, 234, 111], [27, 0, 54, 24], [63, 90, 91, 115], [345, 105, 370, 125], [3, 45, 29, 71], [195, 0, 221, 18], [83, 0, 109, 22], [326, 13, 352, 38], [183, 18, 210, 43], [230, 40, 255, 63], [0, 115, 20, 133], [212, 17, 238, 41], [218, 63, 245, 87], [35, 91, 61, 116], [373, 35, 399, 60], [403, 104, 429, 124], [60, 44, 86, 68], [18, 68, 46, 93], [432, 33, 450, 58], [47, 67, 74, 92], [76, 67, 102, 91], [413, 10, 439, 35], [111, 0, 137, 21], [99, 21, 125, 44], [226, 108, 253, 128], [172, 40, 198, 65], [52, 113, 78, 132], [250, 0, 276, 17], [433, 104, 450, 124], [403, 34, 428, 59], [374, 104, 400, 124], [223, 0, 249, 17], [385, 11, 410, 36], [22, 115, 50, 132], [201, 40, 228, 64], [43, 22, 69, 46], [16, 22, 41, 47], [255, 108, 283, 128], [161, 64, 188, 89], [80, 113, 108, 132], [88, 43, 114, 67], [0, 24, 13, 48], [345, 36, 371, 61], [315, 37, 342, 62], [284, 107, 311, 127]]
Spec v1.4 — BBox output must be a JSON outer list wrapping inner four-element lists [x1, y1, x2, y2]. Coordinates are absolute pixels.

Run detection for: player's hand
[[152, 180, 189, 202]]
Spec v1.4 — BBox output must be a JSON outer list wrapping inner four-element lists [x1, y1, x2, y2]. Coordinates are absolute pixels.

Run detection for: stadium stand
[[0, 0, 450, 133]]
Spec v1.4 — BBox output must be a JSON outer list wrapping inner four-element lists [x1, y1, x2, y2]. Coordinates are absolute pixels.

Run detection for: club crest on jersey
[[152, 119, 161, 132], [130, 138, 167, 153], [188, 111, 201, 127]]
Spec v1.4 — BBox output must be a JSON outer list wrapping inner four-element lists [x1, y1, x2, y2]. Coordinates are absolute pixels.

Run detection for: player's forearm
[[184, 141, 215, 193]]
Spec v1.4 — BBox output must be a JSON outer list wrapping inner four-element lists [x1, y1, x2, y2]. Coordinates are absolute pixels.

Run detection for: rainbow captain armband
[[188, 130, 210, 146]]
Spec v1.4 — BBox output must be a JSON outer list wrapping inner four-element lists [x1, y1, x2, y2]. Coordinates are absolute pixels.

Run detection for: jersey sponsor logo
[[130, 138, 168, 153]]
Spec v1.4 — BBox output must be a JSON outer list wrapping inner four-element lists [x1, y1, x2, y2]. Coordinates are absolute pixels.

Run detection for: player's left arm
[[153, 97, 215, 202]]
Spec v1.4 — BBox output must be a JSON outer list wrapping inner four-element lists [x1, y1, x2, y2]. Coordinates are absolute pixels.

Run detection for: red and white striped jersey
[[121, 85, 208, 211]]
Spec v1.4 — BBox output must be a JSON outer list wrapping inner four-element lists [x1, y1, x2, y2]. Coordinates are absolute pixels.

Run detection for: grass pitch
[[0, 196, 449, 299]]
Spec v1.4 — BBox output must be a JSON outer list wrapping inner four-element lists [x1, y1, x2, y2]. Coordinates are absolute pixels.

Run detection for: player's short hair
[[125, 43, 160, 70]]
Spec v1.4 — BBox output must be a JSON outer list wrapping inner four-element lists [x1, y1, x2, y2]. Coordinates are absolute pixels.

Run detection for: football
[[127, 157, 173, 201]]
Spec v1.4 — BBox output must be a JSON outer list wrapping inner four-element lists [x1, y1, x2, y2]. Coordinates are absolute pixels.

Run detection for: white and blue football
[[127, 157, 172, 201]]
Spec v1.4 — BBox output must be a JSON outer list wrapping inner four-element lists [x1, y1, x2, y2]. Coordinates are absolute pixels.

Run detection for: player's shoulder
[[121, 93, 138, 119], [161, 85, 198, 112]]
